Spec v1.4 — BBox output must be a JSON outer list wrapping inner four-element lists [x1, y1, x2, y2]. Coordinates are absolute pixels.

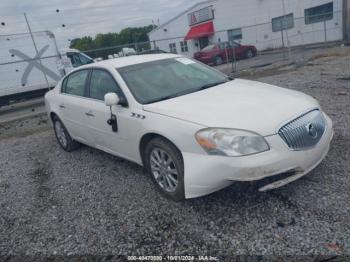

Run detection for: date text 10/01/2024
[[127, 255, 219, 261]]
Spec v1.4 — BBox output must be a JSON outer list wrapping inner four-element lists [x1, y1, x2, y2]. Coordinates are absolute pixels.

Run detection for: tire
[[144, 137, 185, 201], [52, 116, 80, 152], [214, 56, 223, 66], [246, 49, 254, 59], [0, 99, 8, 107]]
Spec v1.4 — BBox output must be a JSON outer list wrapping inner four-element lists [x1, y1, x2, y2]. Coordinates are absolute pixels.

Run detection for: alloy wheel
[[247, 50, 253, 58], [150, 148, 178, 193], [215, 56, 223, 65], [55, 121, 68, 148]]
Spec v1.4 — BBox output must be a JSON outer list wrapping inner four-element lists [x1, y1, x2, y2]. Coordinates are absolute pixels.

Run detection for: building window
[[272, 13, 294, 32], [305, 2, 333, 25], [227, 28, 242, 42], [169, 43, 177, 54], [180, 41, 188, 52]]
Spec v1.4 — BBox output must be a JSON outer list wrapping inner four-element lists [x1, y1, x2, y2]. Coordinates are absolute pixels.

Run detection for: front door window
[[89, 69, 123, 101]]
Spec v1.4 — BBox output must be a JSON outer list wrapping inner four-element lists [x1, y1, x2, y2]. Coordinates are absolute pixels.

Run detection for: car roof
[[92, 53, 182, 69]]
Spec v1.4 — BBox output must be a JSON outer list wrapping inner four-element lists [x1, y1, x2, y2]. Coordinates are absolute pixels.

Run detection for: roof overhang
[[148, 0, 217, 36], [184, 21, 214, 41]]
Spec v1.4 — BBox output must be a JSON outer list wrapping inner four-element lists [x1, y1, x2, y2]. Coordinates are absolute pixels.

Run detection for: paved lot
[[0, 47, 349, 260]]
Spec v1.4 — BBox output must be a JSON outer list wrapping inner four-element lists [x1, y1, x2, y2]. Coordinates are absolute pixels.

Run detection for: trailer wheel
[[0, 99, 9, 107]]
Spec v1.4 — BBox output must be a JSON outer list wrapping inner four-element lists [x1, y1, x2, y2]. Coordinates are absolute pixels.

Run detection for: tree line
[[70, 25, 155, 58]]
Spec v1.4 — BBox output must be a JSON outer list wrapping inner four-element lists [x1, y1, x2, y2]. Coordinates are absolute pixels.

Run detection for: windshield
[[117, 57, 230, 104], [79, 53, 94, 65], [201, 44, 216, 51]]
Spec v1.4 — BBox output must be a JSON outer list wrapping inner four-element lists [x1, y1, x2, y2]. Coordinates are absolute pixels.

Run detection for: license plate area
[[257, 170, 298, 192]]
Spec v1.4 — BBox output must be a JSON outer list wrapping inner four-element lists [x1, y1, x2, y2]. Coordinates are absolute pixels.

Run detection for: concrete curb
[[0, 111, 47, 125], [0, 98, 46, 125]]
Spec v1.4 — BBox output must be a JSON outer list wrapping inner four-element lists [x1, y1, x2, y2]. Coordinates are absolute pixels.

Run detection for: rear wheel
[[246, 49, 254, 59], [214, 56, 223, 66], [144, 138, 185, 201], [0, 99, 8, 107], [52, 117, 80, 152]]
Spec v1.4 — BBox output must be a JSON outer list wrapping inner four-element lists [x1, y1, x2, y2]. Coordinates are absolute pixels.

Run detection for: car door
[[59, 69, 94, 145], [232, 42, 245, 59], [225, 42, 234, 59], [85, 68, 136, 160], [221, 42, 232, 62]]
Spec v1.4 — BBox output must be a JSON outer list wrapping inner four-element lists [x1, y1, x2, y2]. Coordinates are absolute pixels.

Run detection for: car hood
[[143, 79, 319, 136]]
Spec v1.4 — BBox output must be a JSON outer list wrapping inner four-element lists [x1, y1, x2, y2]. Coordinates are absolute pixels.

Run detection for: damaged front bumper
[[183, 114, 334, 199]]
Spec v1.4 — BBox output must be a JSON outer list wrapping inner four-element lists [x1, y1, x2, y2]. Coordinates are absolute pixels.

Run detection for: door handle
[[59, 104, 65, 109], [85, 111, 95, 117]]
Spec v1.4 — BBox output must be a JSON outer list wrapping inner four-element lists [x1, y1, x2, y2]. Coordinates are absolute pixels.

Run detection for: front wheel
[[144, 138, 185, 201]]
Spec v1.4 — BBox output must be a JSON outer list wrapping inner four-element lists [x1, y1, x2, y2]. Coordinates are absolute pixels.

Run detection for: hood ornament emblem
[[306, 123, 318, 139]]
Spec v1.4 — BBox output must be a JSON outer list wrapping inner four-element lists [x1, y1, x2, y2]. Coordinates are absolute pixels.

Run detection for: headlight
[[195, 128, 269, 157]]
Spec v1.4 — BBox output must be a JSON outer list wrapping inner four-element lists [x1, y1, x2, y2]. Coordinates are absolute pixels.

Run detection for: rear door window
[[63, 70, 89, 97]]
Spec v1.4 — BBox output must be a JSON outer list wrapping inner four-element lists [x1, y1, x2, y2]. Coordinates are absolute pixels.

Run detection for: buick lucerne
[[45, 54, 333, 200]]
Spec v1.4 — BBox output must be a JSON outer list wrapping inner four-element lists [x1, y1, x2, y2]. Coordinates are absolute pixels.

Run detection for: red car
[[194, 42, 257, 65]]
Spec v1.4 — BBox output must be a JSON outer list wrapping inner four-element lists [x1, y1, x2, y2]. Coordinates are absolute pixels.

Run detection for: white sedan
[[45, 54, 333, 200]]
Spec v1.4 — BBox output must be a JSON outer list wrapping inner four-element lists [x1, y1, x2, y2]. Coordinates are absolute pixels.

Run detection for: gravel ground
[[0, 48, 349, 261]]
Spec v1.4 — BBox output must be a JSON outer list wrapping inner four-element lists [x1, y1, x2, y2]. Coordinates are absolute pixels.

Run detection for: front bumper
[[183, 113, 333, 198]]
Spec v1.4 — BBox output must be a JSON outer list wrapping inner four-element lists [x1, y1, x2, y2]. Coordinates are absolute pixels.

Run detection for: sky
[[0, 0, 202, 48]]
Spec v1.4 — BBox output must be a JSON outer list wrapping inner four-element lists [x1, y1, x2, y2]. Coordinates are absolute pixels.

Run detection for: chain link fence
[[0, 11, 345, 77], [147, 10, 343, 72], [66, 10, 345, 76]]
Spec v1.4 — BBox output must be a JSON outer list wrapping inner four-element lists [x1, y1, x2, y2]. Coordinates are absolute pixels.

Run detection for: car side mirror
[[104, 92, 120, 106], [104, 93, 120, 132]]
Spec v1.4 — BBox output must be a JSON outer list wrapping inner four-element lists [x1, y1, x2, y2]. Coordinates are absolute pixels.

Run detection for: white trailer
[[0, 31, 94, 106]]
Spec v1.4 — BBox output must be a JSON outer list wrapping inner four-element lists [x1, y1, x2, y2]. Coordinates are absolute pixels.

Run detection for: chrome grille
[[278, 110, 326, 150]]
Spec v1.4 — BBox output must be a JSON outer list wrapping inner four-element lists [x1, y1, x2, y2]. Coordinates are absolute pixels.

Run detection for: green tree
[[70, 25, 155, 58]]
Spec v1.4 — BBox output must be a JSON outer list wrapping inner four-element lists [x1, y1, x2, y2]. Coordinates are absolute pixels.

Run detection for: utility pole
[[133, 35, 138, 52], [281, 0, 292, 59], [24, 12, 50, 88], [343, 0, 350, 40]]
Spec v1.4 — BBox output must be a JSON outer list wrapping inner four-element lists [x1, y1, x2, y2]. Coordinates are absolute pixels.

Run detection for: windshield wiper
[[146, 95, 175, 104], [146, 90, 191, 104], [146, 79, 232, 104], [197, 80, 229, 91]]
